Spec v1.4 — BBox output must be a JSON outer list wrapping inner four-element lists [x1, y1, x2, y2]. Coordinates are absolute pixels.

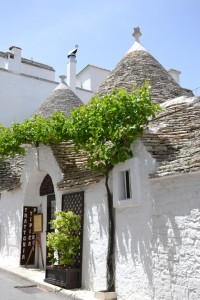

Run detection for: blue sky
[[1, 0, 199, 94]]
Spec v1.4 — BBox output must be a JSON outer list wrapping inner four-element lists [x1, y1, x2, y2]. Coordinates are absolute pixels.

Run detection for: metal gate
[[62, 191, 84, 268]]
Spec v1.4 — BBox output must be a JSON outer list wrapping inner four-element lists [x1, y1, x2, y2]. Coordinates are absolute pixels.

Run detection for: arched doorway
[[40, 174, 56, 265]]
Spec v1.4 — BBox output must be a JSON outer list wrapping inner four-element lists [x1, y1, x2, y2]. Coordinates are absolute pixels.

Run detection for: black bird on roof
[[67, 45, 78, 57]]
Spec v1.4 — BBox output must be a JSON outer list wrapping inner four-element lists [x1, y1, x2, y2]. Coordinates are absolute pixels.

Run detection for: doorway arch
[[39, 174, 56, 265]]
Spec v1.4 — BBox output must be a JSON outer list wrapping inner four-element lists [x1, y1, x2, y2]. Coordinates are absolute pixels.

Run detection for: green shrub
[[46, 211, 81, 266]]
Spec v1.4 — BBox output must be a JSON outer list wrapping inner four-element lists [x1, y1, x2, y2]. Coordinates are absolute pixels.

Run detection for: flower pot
[[44, 265, 81, 289]]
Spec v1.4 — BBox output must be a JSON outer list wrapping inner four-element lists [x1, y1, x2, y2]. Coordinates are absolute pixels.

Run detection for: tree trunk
[[105, 171, 115, 292]]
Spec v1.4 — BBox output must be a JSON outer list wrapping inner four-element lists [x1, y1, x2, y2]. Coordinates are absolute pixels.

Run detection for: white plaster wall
[[0, 145, 63, 269], [151, 173, 200, 300], [0, 189, 23, 267], [83, 140, 200, 300], [82, 180, 109, 291], [75, 87, 93, 104], [90, 67, 110, 92], [114, 163, 200, 299], [75, 65, 110, 104], [21, 62, 55, 81], [0, 49, 54, 80], [21, 145, 63, 268], [76, 67, 92, 90], [114, 141, 155, 300], [0, 70, 57, 126], [77, 66, 110, 92], [2, 139, 200, 299], [0, 56, 5, 68], [81, 141, 155, 298]]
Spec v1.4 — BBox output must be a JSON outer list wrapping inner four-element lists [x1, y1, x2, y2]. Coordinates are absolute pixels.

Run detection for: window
[[119, 170, 132, 200], [113, 156, 141, 208]]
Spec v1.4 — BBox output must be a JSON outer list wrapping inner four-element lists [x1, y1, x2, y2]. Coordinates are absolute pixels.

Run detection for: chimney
[[5, 46, 22, 72], [67, 45, 78, 92], [168, 69, 181, 85]]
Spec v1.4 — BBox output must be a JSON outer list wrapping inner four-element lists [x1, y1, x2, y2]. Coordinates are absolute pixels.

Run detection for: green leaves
[[70, 83, 160, 172], [0, 83, 160, 173], [46, 211, 81, 266], [0, 112, 71, 157]]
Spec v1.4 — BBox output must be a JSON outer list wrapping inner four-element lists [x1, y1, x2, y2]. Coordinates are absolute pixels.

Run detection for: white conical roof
[[35, 75, 82, 118], [97, 27, 193, 104]]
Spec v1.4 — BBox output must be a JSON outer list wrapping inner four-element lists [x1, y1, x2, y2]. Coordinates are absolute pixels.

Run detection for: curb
[[0, 266, 95, 300]]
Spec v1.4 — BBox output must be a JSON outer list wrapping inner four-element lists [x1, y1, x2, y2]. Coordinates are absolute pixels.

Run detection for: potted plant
[[44, 210, 81, 289]]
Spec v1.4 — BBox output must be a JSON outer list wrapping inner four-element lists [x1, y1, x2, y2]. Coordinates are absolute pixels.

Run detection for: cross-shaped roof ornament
[[133, 27, 142, 43]]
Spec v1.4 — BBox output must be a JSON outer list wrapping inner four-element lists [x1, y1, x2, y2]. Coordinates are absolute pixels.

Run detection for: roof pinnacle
[[59, 75, 67, 83], [133, 27, 142, 43]]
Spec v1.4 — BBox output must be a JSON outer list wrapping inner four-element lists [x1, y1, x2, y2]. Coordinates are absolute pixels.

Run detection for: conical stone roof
[[35, 75, 83, 118], [97, 28, 193, 104]]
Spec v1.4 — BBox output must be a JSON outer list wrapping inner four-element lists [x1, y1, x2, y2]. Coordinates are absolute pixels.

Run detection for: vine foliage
[[0, 83, 160, 291]]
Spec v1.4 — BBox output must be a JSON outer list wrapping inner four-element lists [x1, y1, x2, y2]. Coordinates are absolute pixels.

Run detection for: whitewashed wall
[[1, 141, 200, 300], [21, 146, 63, 268], [77, 65, 110, 92], [0, 188, 23, 267], [75, 87, 93, 104], [82, 181, 109, 291], [83, 141, 200, 300], [0, 145, 63, 269], [0, 56, 5, 68], [20, 62, 55, 81], [150, 173, 200, 300], [0, 70, 57, 126]]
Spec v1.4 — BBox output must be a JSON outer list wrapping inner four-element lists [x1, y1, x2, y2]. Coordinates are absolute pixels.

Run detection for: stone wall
[[151, 173, 200, 300], [82, 142, 200, 300], [1, 142, 200, 299]]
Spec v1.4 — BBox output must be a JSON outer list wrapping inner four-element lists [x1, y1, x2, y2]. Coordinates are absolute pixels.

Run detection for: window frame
[[113, 156, 141, 208]]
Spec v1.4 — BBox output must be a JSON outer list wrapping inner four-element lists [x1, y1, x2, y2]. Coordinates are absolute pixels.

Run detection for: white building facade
[[0, 46, 57, 126], [1, 28, 199, 300], [0, 46, 110, 126]]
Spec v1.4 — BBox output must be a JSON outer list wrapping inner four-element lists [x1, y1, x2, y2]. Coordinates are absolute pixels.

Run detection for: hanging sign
[[33, 213, 43, 233], [20, 206, 37, 265]]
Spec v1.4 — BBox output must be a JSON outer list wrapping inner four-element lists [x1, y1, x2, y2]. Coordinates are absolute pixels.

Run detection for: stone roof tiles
[[35, 81, 83, 119], [97, 50, 193, 104], [0, 30, 198, 192], [143, 96, 200, 178], [0, 156, 24, 191], [0, 81, 83, 192], [51, 142, 103, 190]]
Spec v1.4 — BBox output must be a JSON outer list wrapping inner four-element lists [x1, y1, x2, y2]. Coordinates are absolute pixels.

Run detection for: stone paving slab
[[0, 262, 95, 300]]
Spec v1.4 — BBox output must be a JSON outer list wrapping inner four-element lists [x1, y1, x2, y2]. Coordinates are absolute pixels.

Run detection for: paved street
[[0, 270, 66, 300]]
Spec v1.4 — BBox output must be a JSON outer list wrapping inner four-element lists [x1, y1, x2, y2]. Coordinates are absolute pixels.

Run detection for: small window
[[113, 156, 141, 207], [119, 170, 132, 200]]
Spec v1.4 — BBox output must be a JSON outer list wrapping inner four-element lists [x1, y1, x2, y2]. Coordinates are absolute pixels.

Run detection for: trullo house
[[0, 27, 200, 300]]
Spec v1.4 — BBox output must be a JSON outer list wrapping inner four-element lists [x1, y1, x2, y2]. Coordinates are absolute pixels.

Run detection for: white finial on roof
[[133, 27, 142, 43], [127, 27, 147, 54], [55, 75, 69, 90], [59, 75, 67, 83]]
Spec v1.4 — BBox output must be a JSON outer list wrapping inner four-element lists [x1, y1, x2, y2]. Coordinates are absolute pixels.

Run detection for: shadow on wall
[[0, 191, 22, 262], [150, 173, 200, 299], [114, 140, 156, 299], [115, 172, 200, 300], [82, 183, 108, 291], [115, 190, 154, 299]]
